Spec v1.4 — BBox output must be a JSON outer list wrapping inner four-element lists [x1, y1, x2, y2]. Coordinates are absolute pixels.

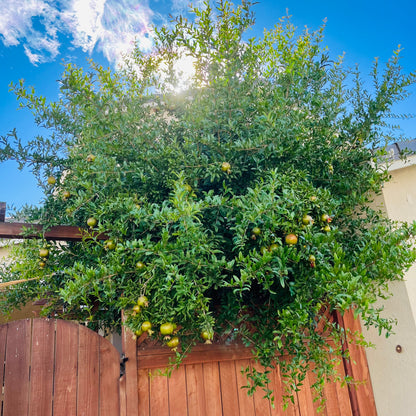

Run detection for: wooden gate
[[0, 318, 120, 416]]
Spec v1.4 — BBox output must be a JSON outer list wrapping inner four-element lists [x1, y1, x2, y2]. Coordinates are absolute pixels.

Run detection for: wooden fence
[[0, 312, 376, 415]]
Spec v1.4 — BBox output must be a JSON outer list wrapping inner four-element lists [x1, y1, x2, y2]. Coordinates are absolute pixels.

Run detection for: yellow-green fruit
[[135, 329, 143, 337], [166, 336, 179, 349], [132, 305, 141, 313], [39, 261, 46, 269], [160, 322, 174, 335], [87, 154, 96, 162], [141, 321, 152, 332], [285, 234, 298, 245], [105, 240, 116, 250], [302, 215, 313, 225], [137, 296, 148, 307], [39, 248, 49, 258], [221, 162, 231, 172], [309, 255, 316, 262], [321, 214, 330, 223], [324, 225, 331, 232], [47, 176, 56, 185], [201, 330, 213, 341], [62, 190, 71, 199], [136, 261, 145, 270], [269, 243, 279, 251], [252, 227, 261, 236], [87, 217, 97, 228]]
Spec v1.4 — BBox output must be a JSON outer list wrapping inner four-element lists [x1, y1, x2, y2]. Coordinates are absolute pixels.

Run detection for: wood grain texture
[[138, 343, 253, 369], [99, 336, 121, 416], [3, 319, 31, 416], [235, 359, 255, 416], [149, 371, 169, 416], [0, 222, 107, 241], [219, 360, 240, 416], [137, 368, 150, 416], [168, 365, 188, 415], [0, 323, 8, 408], [28, 319, 55, 416], [53, 320, 79, 415], [342, 310, 377, 416], [186, 363, 206, 416], [203, 362, 223, 416], [77, 324, 100, 416]]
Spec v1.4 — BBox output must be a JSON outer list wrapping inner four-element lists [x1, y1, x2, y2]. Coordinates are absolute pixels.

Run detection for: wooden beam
[[0, 202, 5, 223], [0, 222, 107, 241]]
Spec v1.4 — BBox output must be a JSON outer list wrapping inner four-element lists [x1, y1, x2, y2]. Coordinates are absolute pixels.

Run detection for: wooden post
[[0, 202, 5, 222], [120, 311, 139, 416]]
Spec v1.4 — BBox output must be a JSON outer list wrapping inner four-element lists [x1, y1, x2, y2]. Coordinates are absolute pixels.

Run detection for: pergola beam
[[0, 222, 107, 241]]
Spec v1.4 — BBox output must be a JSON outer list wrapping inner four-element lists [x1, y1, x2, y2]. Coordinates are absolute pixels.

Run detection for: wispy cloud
[[0, 0, 157, 66]]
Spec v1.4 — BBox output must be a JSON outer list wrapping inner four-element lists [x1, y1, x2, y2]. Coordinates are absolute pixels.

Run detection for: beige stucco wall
[[364, 163, 416, 416]]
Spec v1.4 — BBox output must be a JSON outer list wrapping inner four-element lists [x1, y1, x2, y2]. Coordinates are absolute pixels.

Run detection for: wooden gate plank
[[149, 371, 169, 416], [137, 368, 150, 416], [28, 319, 55, 416], [77, 324, 100, 416], [168, 365, 188, 415], [0, 323, 8, 407], [53, 320, 79, 415], [99, 336, 121, 416], [202, 362, 223, 416], [235, 359, 255, 415], [219, 360, 240, 416], [3, 319, 31, 416]]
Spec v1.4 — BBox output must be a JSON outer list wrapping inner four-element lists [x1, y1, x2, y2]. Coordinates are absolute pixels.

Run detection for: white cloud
[[0, 0, 61, 64], [0, 0, 157, 66]]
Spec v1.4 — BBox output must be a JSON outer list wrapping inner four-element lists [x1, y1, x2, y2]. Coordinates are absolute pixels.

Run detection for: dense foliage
[[1, 0, 416, 404]]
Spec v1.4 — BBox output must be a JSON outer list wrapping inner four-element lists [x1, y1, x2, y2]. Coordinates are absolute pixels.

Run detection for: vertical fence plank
[[219, 360, 240, 416], [269, 361, 299, 416], [138, 368, 150, 416], [186, 363, 206, 416], [0, 323, 8, 409], [99, 336, 121, 416], [28, 319, 55, 416], [3, 319, 31, 416], [334, 360, 353, 416], [235, 359, 255, 415], [77, 324, 100, 416], [203, 362, 223, 416], [342, 310, 377, 416], [149, 371, 169, 416], [251, 360, 272, 416], [168, 365, 188, 415], [53, 320, 79, 415]]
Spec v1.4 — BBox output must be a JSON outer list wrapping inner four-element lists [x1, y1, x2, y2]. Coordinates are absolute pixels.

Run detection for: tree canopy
[[1, 0, 416, 404]]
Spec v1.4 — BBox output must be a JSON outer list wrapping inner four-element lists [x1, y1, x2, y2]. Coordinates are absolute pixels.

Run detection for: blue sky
[[1, 0, 415, 212]]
